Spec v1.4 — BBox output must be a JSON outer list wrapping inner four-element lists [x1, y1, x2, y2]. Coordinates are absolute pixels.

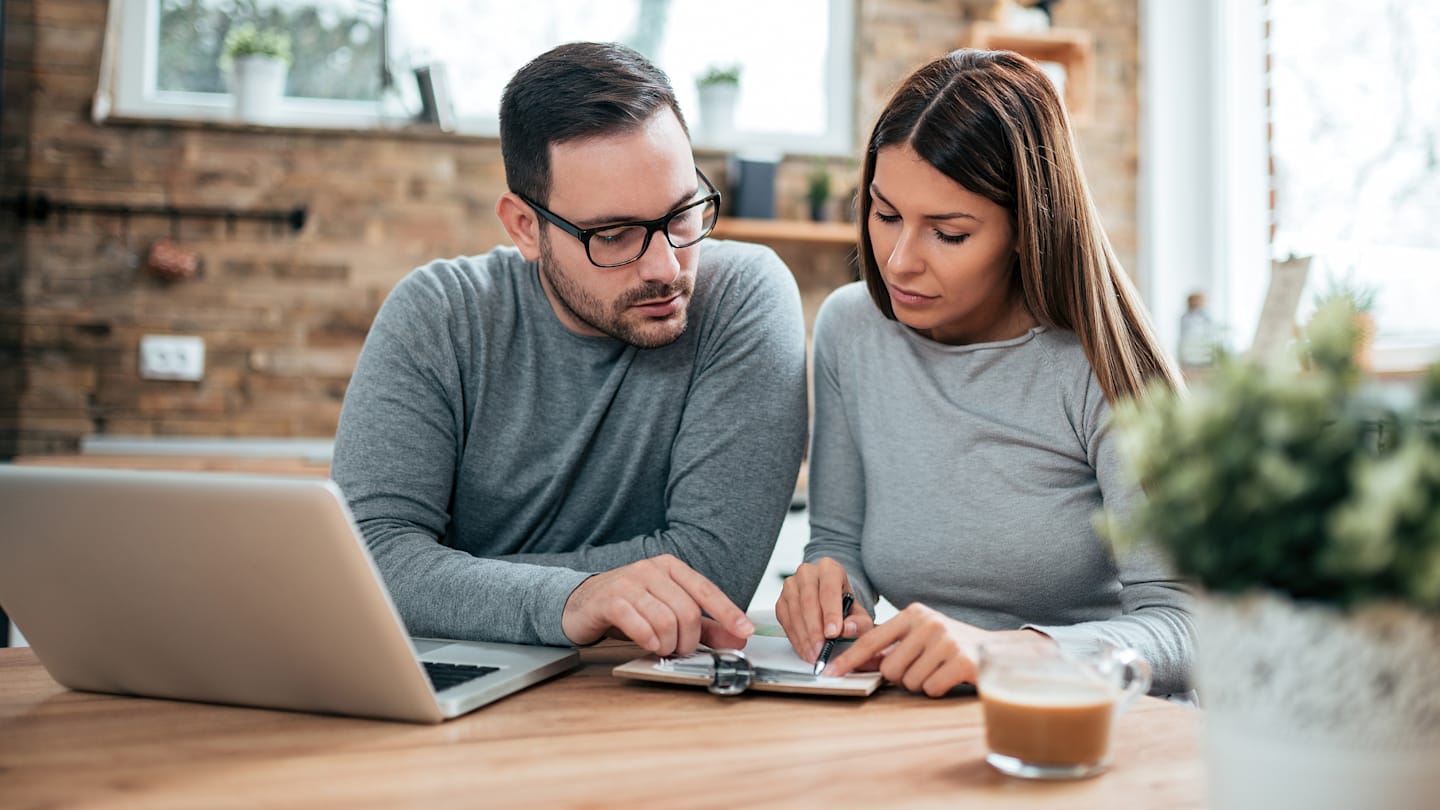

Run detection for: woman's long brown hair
[[857, 49, 1180, 403]]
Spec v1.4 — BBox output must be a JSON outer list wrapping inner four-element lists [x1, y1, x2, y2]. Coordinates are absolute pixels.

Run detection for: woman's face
[[867, 144, 1030, 345]]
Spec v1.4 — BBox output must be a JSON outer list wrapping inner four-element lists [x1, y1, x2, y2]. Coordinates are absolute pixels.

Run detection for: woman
[[776, 49, 1192, 696]]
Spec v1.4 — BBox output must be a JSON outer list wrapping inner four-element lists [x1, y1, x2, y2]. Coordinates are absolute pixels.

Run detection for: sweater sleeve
[[800, 291, 880, 617], [486, 245, 810, 614], [331, 267, 589, 647], [1026, 379, 1196, 695]]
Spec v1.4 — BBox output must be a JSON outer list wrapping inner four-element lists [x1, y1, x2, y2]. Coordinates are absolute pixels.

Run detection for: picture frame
[[413, 64, 455, 132]]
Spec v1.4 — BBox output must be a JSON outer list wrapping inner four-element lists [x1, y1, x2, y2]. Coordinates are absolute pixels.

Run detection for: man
[[331, 42, 808, 657]]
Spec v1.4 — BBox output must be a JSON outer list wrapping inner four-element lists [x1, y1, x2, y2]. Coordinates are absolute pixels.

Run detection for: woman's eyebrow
[[870, 183, 982, 222]]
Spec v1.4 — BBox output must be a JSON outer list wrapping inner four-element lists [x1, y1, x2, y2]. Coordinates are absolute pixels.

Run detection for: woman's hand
[[775, 557, 876, 663], [824, 603, 1045, 697]]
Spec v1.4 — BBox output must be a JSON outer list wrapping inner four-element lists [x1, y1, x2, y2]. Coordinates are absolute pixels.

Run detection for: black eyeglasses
[[518, 169, 721, 268]]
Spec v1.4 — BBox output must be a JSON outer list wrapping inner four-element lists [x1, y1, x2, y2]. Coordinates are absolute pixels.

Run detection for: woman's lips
[[888, 284, 936, 306]]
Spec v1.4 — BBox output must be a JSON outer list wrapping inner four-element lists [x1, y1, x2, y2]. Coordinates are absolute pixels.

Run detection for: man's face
[[535, 110, 702, 349]]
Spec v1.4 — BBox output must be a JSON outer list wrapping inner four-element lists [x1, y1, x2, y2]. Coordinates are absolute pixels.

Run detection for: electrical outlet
[[139, 335, 205, 381]]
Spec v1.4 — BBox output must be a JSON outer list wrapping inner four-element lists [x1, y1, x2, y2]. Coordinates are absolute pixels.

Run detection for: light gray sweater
[[332, 241, 808, 647], [806, 283, 1193, 694]]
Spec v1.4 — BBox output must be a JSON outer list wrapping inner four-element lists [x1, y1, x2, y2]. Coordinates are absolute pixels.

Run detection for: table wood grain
[[0, 643, 1205, 809]]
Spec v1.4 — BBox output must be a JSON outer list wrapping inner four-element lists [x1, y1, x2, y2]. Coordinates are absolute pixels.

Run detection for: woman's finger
[[826, 613, 907, 675]]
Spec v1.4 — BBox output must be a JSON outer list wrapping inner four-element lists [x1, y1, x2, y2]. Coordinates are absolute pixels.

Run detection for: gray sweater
[[806, 283, 1193, 694], [332, 241, 808, 647]]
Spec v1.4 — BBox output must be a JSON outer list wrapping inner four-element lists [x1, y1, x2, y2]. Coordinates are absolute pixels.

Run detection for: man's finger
[[630, 591, 680, 656], [664, 559, 753, 638], [699, 615, 747, 650], [607, 599, 659, 653], [642, 573, 705, 656]]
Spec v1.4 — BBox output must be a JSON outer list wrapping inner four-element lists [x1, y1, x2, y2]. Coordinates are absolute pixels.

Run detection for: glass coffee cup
[[976, 638, 1152, 780]]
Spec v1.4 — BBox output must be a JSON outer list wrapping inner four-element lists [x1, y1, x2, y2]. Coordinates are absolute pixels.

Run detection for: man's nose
[[633, 231, 681, 284]]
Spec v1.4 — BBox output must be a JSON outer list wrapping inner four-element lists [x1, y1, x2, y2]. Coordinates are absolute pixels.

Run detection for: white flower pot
[[696, 83, 738, 143], [232, 55, 287, 124], [1196, 592, 1440, 810]]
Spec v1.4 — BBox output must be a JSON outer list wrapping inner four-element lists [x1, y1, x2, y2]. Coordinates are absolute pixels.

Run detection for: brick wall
[[853, 0, 1140, 273], [0, 0, 1140, 456]]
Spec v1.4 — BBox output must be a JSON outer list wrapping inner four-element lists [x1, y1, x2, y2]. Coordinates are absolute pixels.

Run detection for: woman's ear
[[496, 193, 542, 261]]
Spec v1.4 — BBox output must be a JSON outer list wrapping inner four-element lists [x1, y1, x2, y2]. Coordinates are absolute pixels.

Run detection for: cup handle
[[1110, 648, 1152, 714]]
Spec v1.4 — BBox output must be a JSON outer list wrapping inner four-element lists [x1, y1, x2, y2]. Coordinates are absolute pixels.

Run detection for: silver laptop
[[0, 465, 579, 724]]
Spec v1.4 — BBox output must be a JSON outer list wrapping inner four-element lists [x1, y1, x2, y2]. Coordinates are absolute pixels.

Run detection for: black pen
[[812, 591, 855, 675]]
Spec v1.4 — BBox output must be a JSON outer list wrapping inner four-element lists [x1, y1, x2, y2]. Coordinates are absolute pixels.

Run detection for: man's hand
[[561, 554, 754, 656]]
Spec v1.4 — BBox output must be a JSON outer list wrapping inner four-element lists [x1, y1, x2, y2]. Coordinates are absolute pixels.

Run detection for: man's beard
[[538, 235, 692, 348]]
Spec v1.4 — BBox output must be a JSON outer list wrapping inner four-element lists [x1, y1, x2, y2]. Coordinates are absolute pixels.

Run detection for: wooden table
[[0, 643, 1205, 808]]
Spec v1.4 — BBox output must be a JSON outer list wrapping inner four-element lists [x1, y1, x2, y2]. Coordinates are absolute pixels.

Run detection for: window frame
[[1139, 0, 1268, 359], [99, 0, 383, 128]]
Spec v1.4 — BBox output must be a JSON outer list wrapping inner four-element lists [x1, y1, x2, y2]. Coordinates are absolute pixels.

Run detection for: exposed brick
[[248, 347, 361, 379], [32, 0, 107, 26], [270, 262, 349, 282], [31, 22, 101, 70], [6, 0, 1143, 450]]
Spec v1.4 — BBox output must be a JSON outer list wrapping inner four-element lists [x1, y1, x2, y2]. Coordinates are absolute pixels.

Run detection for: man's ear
[[497, 192, 542, 261]]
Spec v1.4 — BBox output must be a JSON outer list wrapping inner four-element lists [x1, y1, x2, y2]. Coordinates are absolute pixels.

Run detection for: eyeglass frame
[[517, 169, 721, 268]]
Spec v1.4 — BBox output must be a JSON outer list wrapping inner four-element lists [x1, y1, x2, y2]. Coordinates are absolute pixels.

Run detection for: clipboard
[[612, 635, 883, 697]]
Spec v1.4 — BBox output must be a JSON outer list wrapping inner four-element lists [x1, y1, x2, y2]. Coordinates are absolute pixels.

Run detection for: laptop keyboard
[[423, 661, 500, 692]]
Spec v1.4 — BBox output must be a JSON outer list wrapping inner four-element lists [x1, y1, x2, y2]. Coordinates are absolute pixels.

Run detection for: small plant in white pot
[[1310, 271, 1380, 370], [694, 64, 740, 143], [221, 24, 292, 124], [1107, 300, 1440, 810]]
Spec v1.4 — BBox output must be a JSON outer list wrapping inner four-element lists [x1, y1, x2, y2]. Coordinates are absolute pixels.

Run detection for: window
[[102, 0, 386, 127], [99, 0, 855, 155], [1142, 0, 1439, 367], [1269, 0, 1440, 354]]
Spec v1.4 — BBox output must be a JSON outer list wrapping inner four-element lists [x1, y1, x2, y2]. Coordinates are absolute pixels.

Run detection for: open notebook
[[614, 635, 883, 697]]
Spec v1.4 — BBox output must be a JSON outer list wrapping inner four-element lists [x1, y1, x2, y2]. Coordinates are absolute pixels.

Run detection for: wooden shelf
[[712, 217, 857, 247], [961, 22, 1094, 125], [11, 454, 330, 477]]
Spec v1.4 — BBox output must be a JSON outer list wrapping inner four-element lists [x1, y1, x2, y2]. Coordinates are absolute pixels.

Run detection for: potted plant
[[1310, 271, 1380, 370], [221, 23, 292, 124], [806, 160, 831, 222], [694, 64, 741, 142], [1106, 300, 1440, 810]]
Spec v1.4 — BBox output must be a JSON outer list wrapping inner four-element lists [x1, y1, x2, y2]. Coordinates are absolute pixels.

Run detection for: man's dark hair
[[499, 42, 689, 204]]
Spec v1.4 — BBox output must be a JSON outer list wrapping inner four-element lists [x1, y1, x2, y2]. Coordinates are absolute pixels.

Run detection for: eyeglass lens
[[587, 195, 718, 266]]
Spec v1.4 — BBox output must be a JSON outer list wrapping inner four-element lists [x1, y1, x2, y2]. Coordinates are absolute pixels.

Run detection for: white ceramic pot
[[696, 83, 738, 143], [1196, 592, 1440, 810], [232, 55, 287, 124]]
